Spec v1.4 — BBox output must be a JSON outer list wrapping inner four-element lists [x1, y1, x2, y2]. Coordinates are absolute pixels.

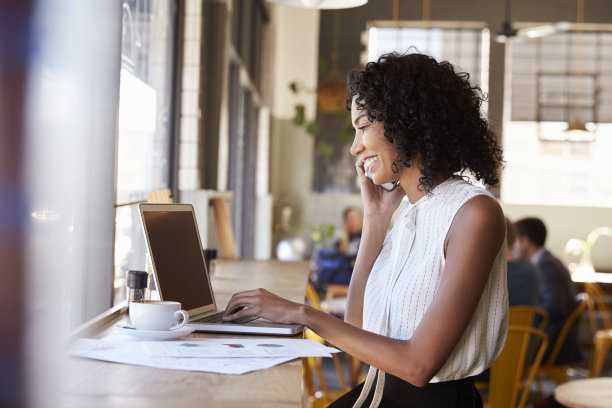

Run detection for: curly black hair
[[346, 52, 504, 191]]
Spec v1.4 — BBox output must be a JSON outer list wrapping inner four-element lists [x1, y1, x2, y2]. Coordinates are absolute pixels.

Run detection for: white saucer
[[118, 325, 196, 341]]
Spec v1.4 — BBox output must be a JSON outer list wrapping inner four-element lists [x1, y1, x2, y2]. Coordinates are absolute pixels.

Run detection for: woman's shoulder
[[427, 176, 497, 213], [448, 193, 505, 247], [456, 193, 504, 225]]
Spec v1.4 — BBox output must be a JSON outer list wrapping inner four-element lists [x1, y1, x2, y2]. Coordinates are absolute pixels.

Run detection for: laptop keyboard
[[193, 311, 258, 325]]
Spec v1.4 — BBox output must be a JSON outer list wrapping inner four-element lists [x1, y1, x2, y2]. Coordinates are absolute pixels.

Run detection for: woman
[[223, 52, 508, 407]]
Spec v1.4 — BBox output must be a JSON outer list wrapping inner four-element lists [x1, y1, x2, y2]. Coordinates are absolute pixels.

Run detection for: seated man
[[514, 217, 582, 364], [337, 207, 362, 257], [312, 207, 362, 288], [506, 217, 540, 307]]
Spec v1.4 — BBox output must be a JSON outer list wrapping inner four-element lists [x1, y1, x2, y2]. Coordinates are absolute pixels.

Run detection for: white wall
[[269, 4, 321, 245], [270, 5, 319, 120]]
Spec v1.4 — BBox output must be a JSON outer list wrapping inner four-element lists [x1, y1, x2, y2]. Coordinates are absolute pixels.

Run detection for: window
[[227, 0, 269, 257], [312, 22, 490, 193], [113, 0, 179, 305], [502, 27, 612, 207], [366, 22, 489, 91]]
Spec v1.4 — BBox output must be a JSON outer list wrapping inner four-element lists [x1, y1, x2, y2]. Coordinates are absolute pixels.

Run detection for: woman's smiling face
[[350, 97, 400, 186]]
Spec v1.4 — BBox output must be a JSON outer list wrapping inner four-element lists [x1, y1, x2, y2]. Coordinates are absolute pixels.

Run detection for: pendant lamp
[[266, 0, 367, 9], [563, 0, 592, 140]]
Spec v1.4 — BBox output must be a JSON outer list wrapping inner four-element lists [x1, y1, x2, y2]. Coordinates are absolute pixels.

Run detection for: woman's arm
[[223, 195, 505, 386], [343, 216, 391, 327]]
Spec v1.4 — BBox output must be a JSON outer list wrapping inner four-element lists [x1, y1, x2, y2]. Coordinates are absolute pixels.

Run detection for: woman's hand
[[355, 157, 404, 220], [222, 288, 305, 325]]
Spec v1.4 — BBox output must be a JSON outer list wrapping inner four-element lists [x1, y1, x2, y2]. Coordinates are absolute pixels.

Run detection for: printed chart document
[[68, 334, 339, 375], [143, 338, 338, 358]]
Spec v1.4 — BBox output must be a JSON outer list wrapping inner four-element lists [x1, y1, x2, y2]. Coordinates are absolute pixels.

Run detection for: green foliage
[[316, 140, 334, 156], [288, 57, 353, 157], [337, 111, 354, 143], [318, 56, 328, 78], [293, 104, 305, 126], [310, 222, 336, 243], [290, 222, 337, 245], [305, 121, 320, 136]]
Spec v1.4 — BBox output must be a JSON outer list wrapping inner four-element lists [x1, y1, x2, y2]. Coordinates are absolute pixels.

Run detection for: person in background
[[506, 217, 540, 307], [224, 52, 508, 407], [311, 207, 363, 289], [337, 207, 363, 257], [514, 217, 582, 364]]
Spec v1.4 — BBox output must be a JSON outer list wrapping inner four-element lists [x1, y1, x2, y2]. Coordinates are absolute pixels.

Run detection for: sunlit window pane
[[503, 28, 612, 207], [114, 0, 177, 305]]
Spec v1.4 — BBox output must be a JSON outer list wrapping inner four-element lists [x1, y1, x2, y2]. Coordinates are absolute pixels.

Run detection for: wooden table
[[61, 260, 311, 408], [554, 378, 612, 408]]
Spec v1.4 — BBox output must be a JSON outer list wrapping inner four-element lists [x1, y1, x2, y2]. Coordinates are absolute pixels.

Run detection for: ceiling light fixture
[[563, 0, 593, 140], [266, 0, 367, 9]]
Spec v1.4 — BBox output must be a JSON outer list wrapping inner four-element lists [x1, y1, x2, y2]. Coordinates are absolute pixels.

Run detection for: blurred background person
[[337, 207, 363, 257], [506, 217, 540, 307], [514, 217, 582, 365], [312, 207, 363, 290]]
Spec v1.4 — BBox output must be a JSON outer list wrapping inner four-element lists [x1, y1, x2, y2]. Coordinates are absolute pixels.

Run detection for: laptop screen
[[140, 205, 214, 312]]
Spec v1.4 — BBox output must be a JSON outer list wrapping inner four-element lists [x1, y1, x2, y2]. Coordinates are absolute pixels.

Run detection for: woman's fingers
[[221, 288, 301, 324], [223, 291, 258, 319], [222, 288, 270, 320], [223, 305, 257, 321]]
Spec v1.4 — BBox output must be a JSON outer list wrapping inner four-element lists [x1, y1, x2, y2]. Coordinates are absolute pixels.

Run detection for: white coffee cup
[[129, 300, 189, 331]]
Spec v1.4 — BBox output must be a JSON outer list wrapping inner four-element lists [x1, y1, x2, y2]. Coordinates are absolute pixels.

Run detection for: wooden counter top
[[61, 260, 311, 408]]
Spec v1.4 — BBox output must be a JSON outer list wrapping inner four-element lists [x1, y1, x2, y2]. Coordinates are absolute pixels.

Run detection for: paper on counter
[[68, 337, 295, 375], [142, 338, 339, 358]]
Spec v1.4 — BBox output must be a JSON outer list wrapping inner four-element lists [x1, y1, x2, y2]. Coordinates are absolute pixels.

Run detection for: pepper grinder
[[126, 270, 149, 310]]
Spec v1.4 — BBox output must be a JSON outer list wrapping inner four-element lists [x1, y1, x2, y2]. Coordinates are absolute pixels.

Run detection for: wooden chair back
[[529, 297, 587, 388], [146, 188, 173, 203], [211, 197, 237, 259], [584, 282, 612, 331], [509, 305, 549, 330], [545, 297, 587, 365], [489, 325, 548, 408], [303, 282, 349, 407]]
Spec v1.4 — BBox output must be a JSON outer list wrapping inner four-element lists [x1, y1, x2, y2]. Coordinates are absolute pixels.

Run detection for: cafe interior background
[[1, 0, 612, 406]]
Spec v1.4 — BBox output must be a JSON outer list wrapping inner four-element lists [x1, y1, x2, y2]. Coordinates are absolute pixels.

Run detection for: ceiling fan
[[495, 0, 571, 43]]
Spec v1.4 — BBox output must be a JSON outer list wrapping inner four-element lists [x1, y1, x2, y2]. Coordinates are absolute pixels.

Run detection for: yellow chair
[[488, 325, 549, 408], [535, 297, 587, 385], [584, 282, 612, 333], [584, 282, 612, 377], [509, 305, 549, 329], [320, 283, 349, 316], [316, 283, 365, 388], [475, 306, 548, 391], [303, 282, 351, 408]]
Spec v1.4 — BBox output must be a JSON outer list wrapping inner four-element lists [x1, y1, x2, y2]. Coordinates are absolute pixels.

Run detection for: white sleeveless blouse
[[362, 176, 508, 382]]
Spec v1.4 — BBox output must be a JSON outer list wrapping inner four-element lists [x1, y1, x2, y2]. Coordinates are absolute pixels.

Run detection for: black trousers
[[328, 373, 483, 408]]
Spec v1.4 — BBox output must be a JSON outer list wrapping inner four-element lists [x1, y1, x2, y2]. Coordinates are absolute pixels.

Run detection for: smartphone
[[365, 166, 398, 191]]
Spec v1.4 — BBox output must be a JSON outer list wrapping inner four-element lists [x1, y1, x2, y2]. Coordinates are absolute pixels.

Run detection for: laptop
[[138, 203, 304, 336]]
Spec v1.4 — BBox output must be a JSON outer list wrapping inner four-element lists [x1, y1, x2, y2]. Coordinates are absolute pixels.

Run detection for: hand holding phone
[[365, 166, 398, 191]]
